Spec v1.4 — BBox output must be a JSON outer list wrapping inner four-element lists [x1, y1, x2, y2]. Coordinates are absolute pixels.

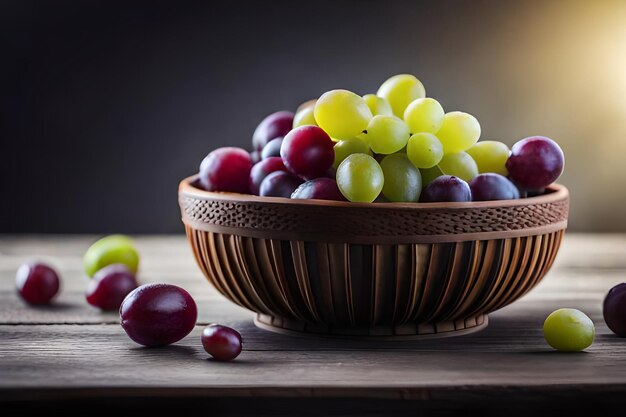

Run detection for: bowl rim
[[179, 175, 569, 243], [179, 174, 568, 210]]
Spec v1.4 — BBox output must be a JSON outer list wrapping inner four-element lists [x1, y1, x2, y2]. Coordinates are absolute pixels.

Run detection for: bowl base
[[254, 314, 488, 340]]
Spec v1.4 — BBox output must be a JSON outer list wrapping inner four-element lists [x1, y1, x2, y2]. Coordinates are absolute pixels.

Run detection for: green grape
[[83, 234, 139, 277], [363, 94, 393, 116], [420, 166, 444, 188], [314, 89, 373, 140], [406, 132, 444, 169], [336, 154, 384, 202], [333, 137, 371, 169], [403, 98, 444, 134], [436, 111, 481, 154], [296, 98, 316, 113], [543, 308, 595, 352], [379, 153, 421, 202], [365, 115, 410, 154], [376, 74, 426, 118], [293, 105, 317, 128], [437, 151, 479, 182], [466, 140, 510, 175]]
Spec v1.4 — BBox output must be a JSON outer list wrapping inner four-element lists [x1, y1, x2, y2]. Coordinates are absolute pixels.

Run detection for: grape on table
[[201, 324, 243, 361], [120, 283, 198, 347], [15, 262, 61, 305], [603, 283, 626, 337], [543, 308, 595, 352]]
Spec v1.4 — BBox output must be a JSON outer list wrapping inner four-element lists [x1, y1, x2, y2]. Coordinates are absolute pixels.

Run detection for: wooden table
[[1, 234, 625, 416]]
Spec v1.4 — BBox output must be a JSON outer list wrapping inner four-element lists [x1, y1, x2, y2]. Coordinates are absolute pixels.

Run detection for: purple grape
[[505, 136, 564, 190], [259, 171, 303, 198], [603, 283, 626, 337], [260, 137, 283, 159], [119, 283, 197, 347], [201, 324, 242, 361], [470, 173, 520, 201], [16, 262, 60, 305], [199, 147, 253, 194], [420, 175, 471, 203], [252, 111, 294, 151], [291, 178, 346, 201], [281, 125, 335, 180], [249, 157, 288, 195], [324, 167, 337, 179], [86, 264, 138, 311]]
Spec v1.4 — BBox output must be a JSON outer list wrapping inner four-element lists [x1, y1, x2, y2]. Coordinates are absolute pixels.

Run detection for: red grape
[[16, 262, 60, 305], [259, 171, 303, 198], [505, 136, 564, 190], [603, 283, 626, 337], [420, 175, 471, 202], [291, 178, 346, 201], [86, 264, 138, 311], [201, 324, 242, 361], [280, 125, 334, 180], [199, 147, 253, 193], [249, 157, 288, 195], [252, 111, 294, 151], [119, 283, 197, 347], [469, 173, 520, 201], [260, 137, 283, 159]]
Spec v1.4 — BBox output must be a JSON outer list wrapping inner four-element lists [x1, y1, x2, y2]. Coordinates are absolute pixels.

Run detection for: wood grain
[[1, 234, 626, 414]]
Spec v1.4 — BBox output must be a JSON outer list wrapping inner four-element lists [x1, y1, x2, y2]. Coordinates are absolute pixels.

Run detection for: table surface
[[1, 234, 626, 416]]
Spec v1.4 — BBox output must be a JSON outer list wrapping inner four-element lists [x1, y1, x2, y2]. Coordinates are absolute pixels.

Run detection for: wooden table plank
[[2, 315, 625, 391], [1, 234, 626, 414]]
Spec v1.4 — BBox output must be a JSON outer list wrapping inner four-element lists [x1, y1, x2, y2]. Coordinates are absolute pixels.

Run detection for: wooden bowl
[[179, 175, 569, 339]]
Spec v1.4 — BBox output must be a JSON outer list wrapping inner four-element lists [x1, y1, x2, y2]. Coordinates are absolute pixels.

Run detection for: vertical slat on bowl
[[391, 244, 413, 323], [398, 244, 430, 324], [237, 236, 282, 315], [348, 244, 373, 327], [372, 244, 396, 326], [413, 243, 453, 323], [289, 240, 321, 323]]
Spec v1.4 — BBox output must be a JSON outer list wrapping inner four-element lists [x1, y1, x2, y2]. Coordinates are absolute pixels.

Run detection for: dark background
[[3, 0, 626, 234]]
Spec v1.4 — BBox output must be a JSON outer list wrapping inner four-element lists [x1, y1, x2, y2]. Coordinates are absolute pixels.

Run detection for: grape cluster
[[197, 73, 565, 203]]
